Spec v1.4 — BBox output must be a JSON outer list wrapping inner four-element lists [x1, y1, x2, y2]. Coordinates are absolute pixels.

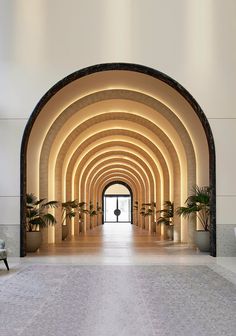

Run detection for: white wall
[[0, 0, 235, 256]]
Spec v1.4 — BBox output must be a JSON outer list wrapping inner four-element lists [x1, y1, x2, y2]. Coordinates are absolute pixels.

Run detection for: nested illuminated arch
[[64, 135, 166, 192], [74, 172, 139, 231], [78, 156, 152, 203], [74, 164, 144, 231], [78, 149, 157, 196], [21, 63, 216, 257], [96, 173, 139, 201], [89, 168, 141, 203], [63, 134, 172, 234], [42, 113, 185, 234], [74, 146, 157, 196], [97, 173, 138, 201], [53, 118, 178, 196], [82, 156, 155, 225], [77, 158, 151, 231], [39, 92, 196, 201], [74, 161, 147, 229], [94, 167, 144, 197], [82, 163, 146, 201], [64, 132, 169, 201], [47, 116, 186, 242], [92, 169, 142, 207]]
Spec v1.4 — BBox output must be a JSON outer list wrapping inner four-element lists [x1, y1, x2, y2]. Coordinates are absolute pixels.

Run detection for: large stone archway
[[21, 63, 216, 257]]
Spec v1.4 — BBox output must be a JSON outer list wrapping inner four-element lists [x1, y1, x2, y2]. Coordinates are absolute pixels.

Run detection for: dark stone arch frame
[[21, 63, 216, 257]]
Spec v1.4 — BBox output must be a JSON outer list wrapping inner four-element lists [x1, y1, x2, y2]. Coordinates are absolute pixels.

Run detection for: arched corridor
[[21, 63, 216, 256]]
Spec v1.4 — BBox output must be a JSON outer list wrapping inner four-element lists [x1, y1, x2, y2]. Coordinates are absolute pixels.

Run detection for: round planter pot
[[167, 225, 174, 241], [152, 222, 156, 234], [26, 231, 42, 252], [79, 220, 84, 233], [62, 225, 69, 240], [194, 230, 210, 252]]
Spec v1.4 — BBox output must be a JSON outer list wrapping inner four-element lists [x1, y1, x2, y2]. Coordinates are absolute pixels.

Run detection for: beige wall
[[0, 0, 235, 256]]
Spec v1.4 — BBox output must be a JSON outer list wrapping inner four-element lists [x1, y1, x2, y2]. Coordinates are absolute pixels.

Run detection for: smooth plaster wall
[[0, 0, 236, 256]]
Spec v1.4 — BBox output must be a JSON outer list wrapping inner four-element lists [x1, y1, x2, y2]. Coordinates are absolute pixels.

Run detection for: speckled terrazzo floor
[[1, 264, 236, 336]]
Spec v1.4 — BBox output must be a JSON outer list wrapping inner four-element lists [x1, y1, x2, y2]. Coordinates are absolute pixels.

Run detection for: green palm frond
[[25, 193, 58, 231], [67, 212, 76, 220], [157, 217, 170, 225], [61, 200, 79, 225], [156, 201, 174, 225], [62, 200, 78, 209], [26, 193, 38, 205], [78, 202, 86, 208], [42, 200, 59, 208], [139, 207, 145, 216], [133, 201, 139, 210], [96, 203, 102, 213], [42, 213, 57, 225], [140, 203, 154, 217], [175, 185, 211, 231]]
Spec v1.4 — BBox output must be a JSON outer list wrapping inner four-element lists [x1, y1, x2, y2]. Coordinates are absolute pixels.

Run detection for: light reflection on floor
[[3, 222, 236, 284], [24, 222, 207, 260]]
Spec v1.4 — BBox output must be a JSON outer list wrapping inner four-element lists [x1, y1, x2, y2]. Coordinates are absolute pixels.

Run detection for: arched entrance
[[102, 181, 133, 224], [20, 63, 216, 257]]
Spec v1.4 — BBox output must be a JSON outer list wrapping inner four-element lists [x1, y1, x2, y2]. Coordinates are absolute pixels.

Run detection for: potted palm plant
[[176, 185, 211, 252], [61, 200, 78, 240], [77, 202, 87, 233], [25, 193, 59, 252], [84, 201, 97, 230], [157, 201, 174, 240], [95, 202, 102, 226], [133, 201, 139, 226], [140, 203, 154, 230]]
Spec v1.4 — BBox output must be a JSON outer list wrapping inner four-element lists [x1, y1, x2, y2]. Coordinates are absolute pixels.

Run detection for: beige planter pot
[[62, 225, 69, 240], [194, 231, 210, 252], [152, 222, 156, 234], [79, 220, 84, 233], [26, 231, 42, 252], [166, 225, 174, 241]]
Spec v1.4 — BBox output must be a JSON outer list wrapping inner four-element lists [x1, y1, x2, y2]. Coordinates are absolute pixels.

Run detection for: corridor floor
[[20, 223, 236, 272], [25, 222, 211, 264]]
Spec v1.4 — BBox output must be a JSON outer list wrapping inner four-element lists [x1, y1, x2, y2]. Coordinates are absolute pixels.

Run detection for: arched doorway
[[102, 181, 133, 224], [20, 63, 216, 257]]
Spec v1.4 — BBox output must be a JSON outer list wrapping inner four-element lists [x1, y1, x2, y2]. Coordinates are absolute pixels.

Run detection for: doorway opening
[[104, 196, 131, 223], [103, 182, 132, 223], [102, 181, 133, 224]]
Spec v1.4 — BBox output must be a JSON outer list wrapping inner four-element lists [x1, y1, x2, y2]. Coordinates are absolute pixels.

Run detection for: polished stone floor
[[19, 223, 236, 274], [2, 223, 236, 275], [1, 223, 236, 335], [25, 222, 210, 263], [1, 263, 236, 336]]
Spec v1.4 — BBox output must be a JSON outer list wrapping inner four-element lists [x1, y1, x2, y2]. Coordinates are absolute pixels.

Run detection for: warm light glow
[[26, 68, 209, 244]]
